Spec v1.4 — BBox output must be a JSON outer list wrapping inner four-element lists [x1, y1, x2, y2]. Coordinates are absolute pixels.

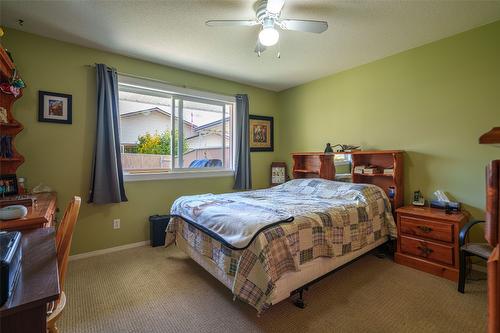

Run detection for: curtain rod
[[85, 64, 187, 88], [84, 64, 234, 100]]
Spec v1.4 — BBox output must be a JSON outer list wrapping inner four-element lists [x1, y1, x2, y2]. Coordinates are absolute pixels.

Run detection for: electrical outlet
[[113, 219, 121, 229]]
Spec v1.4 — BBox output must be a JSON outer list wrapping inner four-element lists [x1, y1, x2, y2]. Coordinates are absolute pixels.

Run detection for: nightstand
[[395, 206, 470, 281]]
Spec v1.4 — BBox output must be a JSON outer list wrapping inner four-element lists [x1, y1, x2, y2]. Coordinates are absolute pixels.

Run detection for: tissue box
[[430, 200, 461, 212]]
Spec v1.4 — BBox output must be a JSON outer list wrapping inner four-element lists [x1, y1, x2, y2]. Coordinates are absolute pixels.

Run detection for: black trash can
[[149, 215, 170, 247]]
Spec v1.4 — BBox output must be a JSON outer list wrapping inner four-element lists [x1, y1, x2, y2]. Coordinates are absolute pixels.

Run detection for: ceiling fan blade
[[266, 0, 285, 14], [254, 40, 267, 56], [206, 20, 259, 27], [280, 19, 328, 33]]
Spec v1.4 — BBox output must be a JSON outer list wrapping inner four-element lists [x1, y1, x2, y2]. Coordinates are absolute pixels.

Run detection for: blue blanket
[[170, 179, 388, 249]]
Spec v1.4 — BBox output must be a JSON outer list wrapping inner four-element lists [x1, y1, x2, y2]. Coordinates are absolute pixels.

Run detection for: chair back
[[486, 160, 500, 247], [55, 196, 81, 293]]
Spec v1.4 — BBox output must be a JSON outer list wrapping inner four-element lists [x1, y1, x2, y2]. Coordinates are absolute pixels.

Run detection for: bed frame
[[277, 237, 394, 309], [176, 227, 394, 310], [286, 150, 403, 307]]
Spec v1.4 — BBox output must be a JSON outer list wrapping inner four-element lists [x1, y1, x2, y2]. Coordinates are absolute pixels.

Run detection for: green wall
[[4, 21, 499, 254], [278, 20, 500, 227], [3, 29, 280, 254]]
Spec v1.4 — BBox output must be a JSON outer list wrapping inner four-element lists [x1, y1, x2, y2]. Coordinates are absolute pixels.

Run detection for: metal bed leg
[[293, 288, 307, 309], [374, 239, 396, 259], [374, 248, 386, 258]]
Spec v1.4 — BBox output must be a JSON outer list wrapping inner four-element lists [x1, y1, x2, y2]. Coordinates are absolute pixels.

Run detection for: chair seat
[[461, 243, 494, 259]]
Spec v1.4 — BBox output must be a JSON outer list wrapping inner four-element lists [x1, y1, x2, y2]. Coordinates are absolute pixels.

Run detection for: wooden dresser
[[395, 206, 469, 281], [0, 192, 57, 231]]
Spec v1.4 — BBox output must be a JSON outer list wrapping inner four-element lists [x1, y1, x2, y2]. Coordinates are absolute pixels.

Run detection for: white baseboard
[[471, 263, 487, 273], [69, 240, 151, 261]]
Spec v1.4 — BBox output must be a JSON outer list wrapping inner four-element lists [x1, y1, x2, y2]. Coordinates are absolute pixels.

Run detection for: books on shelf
[[363, 165, 380, 174], [353, 165, 365, 174], [383, 168, 394, 175], [354, 165, 394, 175]]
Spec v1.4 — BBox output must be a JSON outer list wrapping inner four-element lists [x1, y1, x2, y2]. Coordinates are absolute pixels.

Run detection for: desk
[[0, 193, 57, 231], [0, 228, 60, 333]]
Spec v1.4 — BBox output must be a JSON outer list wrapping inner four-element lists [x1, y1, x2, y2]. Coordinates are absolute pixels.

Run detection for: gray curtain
[[233, 94, 252, 190], [88, 64, 128, 204]]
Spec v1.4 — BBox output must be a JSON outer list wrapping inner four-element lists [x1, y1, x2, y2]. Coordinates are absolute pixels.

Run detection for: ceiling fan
[[206, 0, 328, 56]]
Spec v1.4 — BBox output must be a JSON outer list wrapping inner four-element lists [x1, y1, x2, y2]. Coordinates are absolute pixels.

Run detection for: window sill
[[123, 170, 234, 182]]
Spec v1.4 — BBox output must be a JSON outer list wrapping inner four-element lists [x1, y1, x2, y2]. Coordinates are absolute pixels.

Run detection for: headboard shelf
[[355, 173, 394, 177], [292, 150, 404, 211], [294, 169, 320, 174], [292, 153, 334, 180]]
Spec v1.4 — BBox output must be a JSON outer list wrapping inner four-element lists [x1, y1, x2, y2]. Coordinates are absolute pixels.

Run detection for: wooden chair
[[47, 196, 81, 333], [458, 219, 493, 293]]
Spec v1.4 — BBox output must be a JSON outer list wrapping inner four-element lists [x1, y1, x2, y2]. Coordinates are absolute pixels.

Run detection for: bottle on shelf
[[17, 177, 26, 194]]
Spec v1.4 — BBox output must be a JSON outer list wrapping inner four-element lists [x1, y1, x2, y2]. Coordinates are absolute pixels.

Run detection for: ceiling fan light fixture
[[259, 26, 279, 46], [205, 0, 328, 55]]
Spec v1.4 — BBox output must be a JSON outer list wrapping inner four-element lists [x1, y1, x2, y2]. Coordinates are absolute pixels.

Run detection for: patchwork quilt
[[166, 179, 397, 313]]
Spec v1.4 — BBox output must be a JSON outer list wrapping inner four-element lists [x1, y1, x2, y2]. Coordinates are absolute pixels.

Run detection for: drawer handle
[[417, 226, 433, 233], [417, 245, 434, 256]]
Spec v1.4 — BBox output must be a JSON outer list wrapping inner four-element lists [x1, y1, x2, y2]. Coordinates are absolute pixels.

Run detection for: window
[[117, 75, 235, 181]]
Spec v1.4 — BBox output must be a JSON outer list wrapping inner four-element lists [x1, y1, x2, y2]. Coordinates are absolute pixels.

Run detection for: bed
[[165, 178, 396, 313]]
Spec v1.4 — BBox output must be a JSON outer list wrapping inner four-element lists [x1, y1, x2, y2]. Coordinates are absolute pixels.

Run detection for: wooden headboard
[[291, 150, 404, 210]]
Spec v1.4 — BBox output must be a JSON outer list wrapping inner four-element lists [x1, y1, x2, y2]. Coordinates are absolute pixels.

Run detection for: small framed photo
[[271, 162, 289, 186], [38, 91, 72, 124], [0, 174, 18, 196], [249, 115, 274, 152]]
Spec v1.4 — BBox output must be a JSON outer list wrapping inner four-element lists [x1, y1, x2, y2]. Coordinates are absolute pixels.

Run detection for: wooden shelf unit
[[355, 173, 393, 177], [292, 150, 404, 211], [294, 169, 320, 174], [351, 150, 404, 210], [0, 45, 24, 176], [292, 153, 335, 180]]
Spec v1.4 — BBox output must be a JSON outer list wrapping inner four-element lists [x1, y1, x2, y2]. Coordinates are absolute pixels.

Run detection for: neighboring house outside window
[[118, 75, 235, 181]]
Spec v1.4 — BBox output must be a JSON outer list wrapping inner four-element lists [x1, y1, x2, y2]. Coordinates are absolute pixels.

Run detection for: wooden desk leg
[[1, 305, 46, 333]]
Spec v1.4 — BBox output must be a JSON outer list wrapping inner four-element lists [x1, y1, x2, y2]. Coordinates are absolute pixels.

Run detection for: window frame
[[118, 75, 236, 182]]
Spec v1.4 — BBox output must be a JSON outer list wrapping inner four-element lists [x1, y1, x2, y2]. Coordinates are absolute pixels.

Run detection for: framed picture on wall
[[249, 115, 274, 152], [38, 91, 72, 124]]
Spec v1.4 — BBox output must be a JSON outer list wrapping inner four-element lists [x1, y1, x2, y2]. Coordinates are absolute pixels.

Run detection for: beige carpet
[[60, 245, 487, 333]]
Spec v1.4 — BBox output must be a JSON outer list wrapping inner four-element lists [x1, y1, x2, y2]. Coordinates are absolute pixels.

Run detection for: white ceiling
[[1, 1, 500, 91]]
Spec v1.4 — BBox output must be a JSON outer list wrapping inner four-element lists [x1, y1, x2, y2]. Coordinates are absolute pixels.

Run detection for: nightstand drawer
[[400, 236, 454, 266], [400, 216, 453, 243]]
